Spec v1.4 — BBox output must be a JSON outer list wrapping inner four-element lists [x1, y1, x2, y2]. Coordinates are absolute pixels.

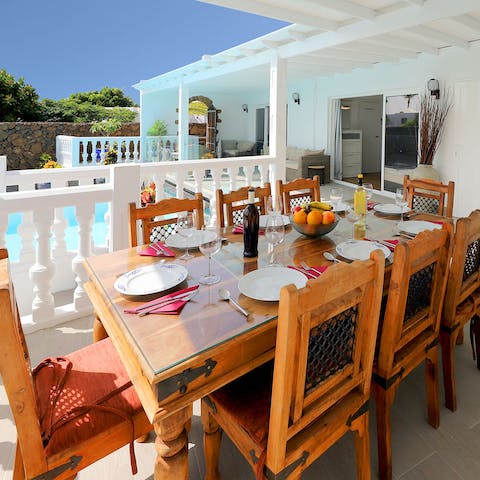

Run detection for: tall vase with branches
[[418, 89, 452, 166]]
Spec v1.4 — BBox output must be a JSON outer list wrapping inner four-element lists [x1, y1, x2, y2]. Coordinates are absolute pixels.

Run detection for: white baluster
[[104, 204, 112, 250], [244, 165, 253, 187], [258, 164, 266, 186], [132, 140, 138, 162], [52, 207, 68, 260], [18, 211, 36, 266], [175, 172, 183, 199], [192, 169, 202, 194], [29, 208, 55, 323], [153, 171, 166, 201], [72, 203, 95, 309], [209, 168, 221, 227]]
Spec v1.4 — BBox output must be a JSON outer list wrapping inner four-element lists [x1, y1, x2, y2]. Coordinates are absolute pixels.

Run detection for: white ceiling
[[135, 0, 480, 92]]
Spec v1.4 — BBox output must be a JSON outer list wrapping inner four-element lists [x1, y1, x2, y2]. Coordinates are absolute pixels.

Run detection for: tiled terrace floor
[[2, 183, 480, 479]]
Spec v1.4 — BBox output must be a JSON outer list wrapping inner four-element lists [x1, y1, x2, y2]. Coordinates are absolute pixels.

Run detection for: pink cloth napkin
[[124, 285, 199, 315], [232, 225, 264, 235], [288, 264, 328, 279], [139, 242, 175, 257], [367, 201, 376, 211]]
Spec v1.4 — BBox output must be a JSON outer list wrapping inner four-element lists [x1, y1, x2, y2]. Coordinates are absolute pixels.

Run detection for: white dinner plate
[[374, 204, 410, 215], [114, 263, 188, 296], [259, 215, 290, 228], [165, 229, 217, 249], [336, 240, 392, 261], [238, 267, 307, 301], [397, 220, 442, 236], [324, 200, 349, 213]]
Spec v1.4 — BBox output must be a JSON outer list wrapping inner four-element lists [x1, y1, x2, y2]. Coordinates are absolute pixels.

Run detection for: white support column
[[52, 207, 75, 292], [178, 84, 190, 161], [110, 164, 141, 251], [269, 56, 287, 184], [72, 202, 94, 310], [29, 208, 55, 323]]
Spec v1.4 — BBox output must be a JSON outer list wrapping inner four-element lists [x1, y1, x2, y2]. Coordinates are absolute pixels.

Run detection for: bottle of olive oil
[[353, 173, 366, 240]]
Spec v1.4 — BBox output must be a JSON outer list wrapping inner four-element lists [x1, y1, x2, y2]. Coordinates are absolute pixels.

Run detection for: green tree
[[0, 69, 43, 121], [68, 87, 137, 107]]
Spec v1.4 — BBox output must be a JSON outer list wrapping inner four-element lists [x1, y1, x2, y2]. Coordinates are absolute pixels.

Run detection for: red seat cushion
[[34, 338, 144, 456], [209, 361, 273, 447]]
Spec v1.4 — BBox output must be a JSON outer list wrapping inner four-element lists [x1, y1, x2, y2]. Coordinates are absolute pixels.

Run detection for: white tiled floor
[[2, 183, 480, 479]]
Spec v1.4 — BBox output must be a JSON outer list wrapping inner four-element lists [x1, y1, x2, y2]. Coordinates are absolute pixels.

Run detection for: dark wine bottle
[[243, 188, 259, 257]]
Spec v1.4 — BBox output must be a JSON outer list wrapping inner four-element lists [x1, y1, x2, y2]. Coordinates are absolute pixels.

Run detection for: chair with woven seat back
[[372, 226, 452, 480], [202, 251, 385, 480], [441, 209, 480, 412], [0, 250, 152, 480], [129, 192, 204, 247], [276, 176, 320, 214], [403, 175, 455, 218], [216, 183, 271, 228]]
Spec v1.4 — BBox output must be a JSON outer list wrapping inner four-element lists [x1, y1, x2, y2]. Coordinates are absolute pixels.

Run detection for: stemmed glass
[[199, 228, 222, 285], [176, 211, 195, 260], [363, 183, 373, 228], [346, 206, 361, 240], [265, 214, 285, 266], [395, 188, 408, 226], [330, 188, 343, 211], [265, 195, 283, 215]]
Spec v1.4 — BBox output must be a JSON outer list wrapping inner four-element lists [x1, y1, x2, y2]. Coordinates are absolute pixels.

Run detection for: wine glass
[[176, 211, 195, 260], [395, 188, 408, 225], [363, 183, 373, 228], [199, 228, 222, 285], [346, 206, 361, 240], [265, 195, 283, 215], [265, 214, 285, 266], [330, 188, 343, 211]]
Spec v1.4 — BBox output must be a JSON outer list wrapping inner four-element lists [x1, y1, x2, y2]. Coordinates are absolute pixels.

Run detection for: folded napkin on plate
[[364, 238, 399, 252], [232, 225, 265, 235], [288, 264, 328, 279], [139, 242, 175, 257], [124, 285, 199, 315]]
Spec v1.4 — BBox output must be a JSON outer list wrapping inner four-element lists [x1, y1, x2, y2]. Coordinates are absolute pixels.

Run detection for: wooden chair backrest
[[129, 193, 204, 247], [443, 209, 480, 327], [216, 183, 271, 228], [276, 176, 320, 214], [0, 249, 49, 476], [404, 175, 455, 218], [266, 251, 385, 470], [376, 226, 452, 376]]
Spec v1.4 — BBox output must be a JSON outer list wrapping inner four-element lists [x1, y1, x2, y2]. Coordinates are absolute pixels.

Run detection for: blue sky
[[1, 0, 286, 103]]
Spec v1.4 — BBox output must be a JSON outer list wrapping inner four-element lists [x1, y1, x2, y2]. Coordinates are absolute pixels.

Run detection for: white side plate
[[165, 229, 216, 249], [374, 204, 410, 215], [114, 263, 188, 296], [238, 267, 307, 301], [336, 240, 391, 261], [397, 220, 442, 236]]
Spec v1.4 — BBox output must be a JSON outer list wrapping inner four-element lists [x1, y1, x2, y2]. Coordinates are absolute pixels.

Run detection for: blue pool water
[[5, 203, 109, 262]]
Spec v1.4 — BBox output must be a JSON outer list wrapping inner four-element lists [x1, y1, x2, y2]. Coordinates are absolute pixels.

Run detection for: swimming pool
[[5, 203, 109, 262]]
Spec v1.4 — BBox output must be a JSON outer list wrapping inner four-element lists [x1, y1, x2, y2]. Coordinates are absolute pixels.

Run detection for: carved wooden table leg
[[153, 405, 192, 479]]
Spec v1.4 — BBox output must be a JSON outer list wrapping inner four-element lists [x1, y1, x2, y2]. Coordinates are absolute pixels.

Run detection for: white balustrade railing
[[0, 153, 282, 333], [56, 135, 201, 166]]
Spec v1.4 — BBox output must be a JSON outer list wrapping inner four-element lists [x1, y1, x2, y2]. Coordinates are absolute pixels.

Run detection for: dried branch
[[418, 89, 452, 165]]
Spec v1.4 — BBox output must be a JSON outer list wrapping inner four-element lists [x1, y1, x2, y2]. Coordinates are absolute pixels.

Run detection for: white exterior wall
[[141, 89, 178, 136]]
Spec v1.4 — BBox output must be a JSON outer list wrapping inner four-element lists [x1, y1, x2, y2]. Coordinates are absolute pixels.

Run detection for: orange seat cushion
[[34, 338, 144, 456], [209, 361, 273, 447]]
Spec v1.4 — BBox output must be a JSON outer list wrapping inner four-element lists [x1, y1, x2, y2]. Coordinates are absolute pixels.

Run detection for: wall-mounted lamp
[[427, 78, 440, 99], [292, 92, 300, 105], [242, 104, 248, 113], [340, 104, 351, 111]]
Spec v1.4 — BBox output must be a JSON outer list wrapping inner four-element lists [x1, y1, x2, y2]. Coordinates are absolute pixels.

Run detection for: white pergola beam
[[450, 14, 480, 33], [320, 47, 398, 63], [300, 53, 374, 67], [405, 0, 424, 5], [199, 0, 338, 30], [368, 34, 440, 55], [303, 0, 376, 21], [407, 25, 470, 49], [288, 30, 308, 42], [336, 41, 418, 59]]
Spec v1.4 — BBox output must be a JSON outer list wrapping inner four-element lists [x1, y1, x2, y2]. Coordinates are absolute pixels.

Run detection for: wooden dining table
[[83, 208, 449, 479]]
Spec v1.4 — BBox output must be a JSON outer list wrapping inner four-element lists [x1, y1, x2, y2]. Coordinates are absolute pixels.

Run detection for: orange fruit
[[322, 211, 336, 225], [307, 210, 323, 226], [293, 209, 308, 224]]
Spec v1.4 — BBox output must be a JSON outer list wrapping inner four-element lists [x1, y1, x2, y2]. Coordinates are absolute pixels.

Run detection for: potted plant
[[415, 88, 452, 180]]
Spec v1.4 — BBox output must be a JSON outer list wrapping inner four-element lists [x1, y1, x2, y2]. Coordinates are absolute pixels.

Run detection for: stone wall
[[0, 122, 140, 170]]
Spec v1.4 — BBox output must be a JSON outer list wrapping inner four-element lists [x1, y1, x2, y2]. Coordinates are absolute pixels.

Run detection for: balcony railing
[[0, 153, 282, 333], [56, 135, 200, 166]]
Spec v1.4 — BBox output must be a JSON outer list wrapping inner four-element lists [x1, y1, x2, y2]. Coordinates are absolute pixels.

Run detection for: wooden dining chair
[[372, 225, 452, 480], [403, 175, 455, 218], [202, 251, 385, 480], [0, 249, 152, 480], [441, 209, 480, 412], [276, 176, 320, 214], [216, 183, 271, 227], [128, 192, 204, 247]]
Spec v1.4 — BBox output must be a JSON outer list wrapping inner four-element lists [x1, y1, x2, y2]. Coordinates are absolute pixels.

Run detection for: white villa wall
[[314, 43, 480, 217], [141, 89, 178, 137]]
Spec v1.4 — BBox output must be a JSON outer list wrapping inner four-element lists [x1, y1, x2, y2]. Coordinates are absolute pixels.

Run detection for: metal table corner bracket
[[264, 451, 309, 480], [157, 358, 217, 401]]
